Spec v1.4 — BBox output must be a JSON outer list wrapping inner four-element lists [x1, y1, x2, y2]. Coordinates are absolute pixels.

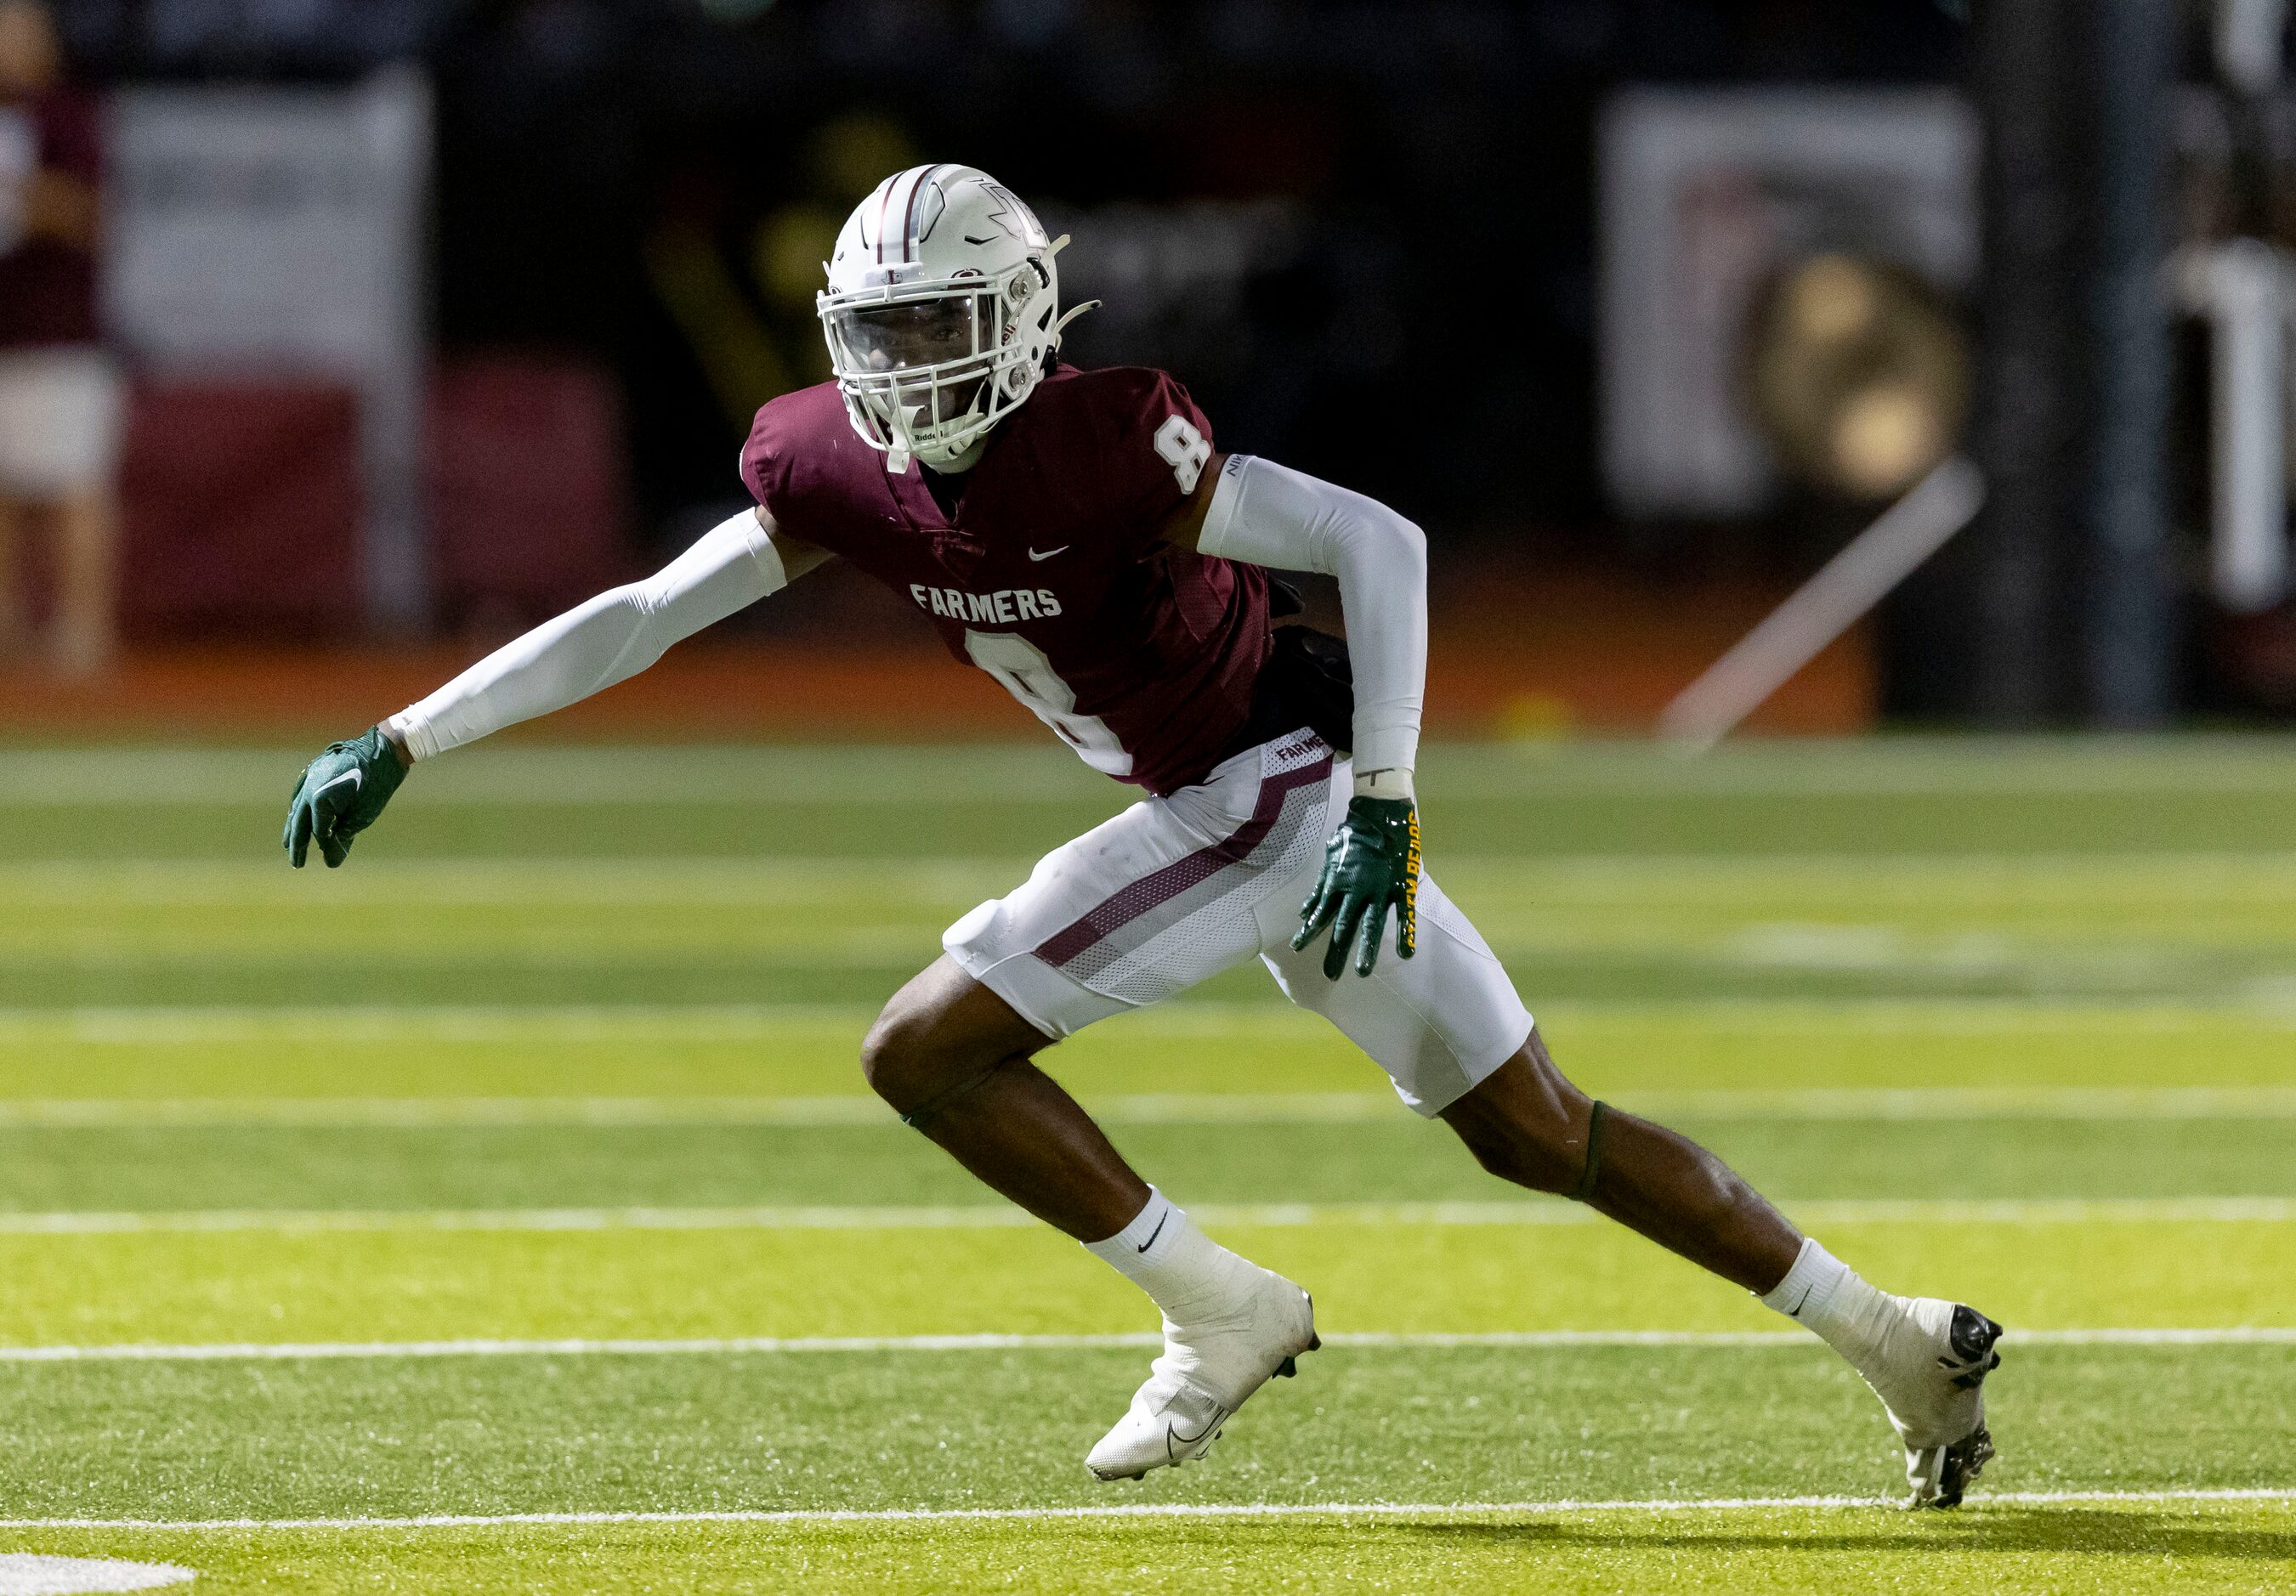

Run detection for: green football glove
[[1291, 795, 1420, 979], [283, 725, 409, 869]]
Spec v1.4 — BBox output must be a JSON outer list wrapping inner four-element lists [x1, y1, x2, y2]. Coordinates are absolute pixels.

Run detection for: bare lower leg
[[862, 956, 1149, 1241], [910, 1056, 1151, 1239], [1440, 1029, 1802, 1293], [1583, 1105, 1802, 1292], [50, 486, 117, 676]]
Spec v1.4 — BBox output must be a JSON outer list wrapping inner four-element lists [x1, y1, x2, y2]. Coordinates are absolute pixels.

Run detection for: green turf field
[[0, 738, 2292, 1593]]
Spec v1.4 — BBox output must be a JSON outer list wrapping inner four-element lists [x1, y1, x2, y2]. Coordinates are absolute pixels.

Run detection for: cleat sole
[[1911, 1423, 1995, 1510], [1277, 1332, 1324, 1379], [1932, 1423, 1995, 1509], [1903, 1305, 2004, 1509], [1276, 1323, 1324, 1382]]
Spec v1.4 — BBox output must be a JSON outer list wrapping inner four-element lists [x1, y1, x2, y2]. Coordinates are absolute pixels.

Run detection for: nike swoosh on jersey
[[1028, 545, 1070, 562]]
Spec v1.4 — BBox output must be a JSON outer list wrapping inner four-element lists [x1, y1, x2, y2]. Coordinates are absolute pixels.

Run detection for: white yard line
[[11, 737, 2296, 804], [4, 1086, 2296, 1129], [3, 997, 2293, 1044], [3, 1196, 2290, 1237], [0, 1326, 2287, 1365], [0, 1486, 2289, 1531], [0, 1094, 1377, 1129], [0, 1004, 884, 1045], [0, 1204, 1044, 1234], [0, 748, 1110, 807], [13, 853, 2296, 903], [0, 1096, 909, 1129], [15, 736, 2296, 800]]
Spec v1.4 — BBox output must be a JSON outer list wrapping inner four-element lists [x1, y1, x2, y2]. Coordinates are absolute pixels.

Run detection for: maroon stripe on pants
[[1033, 754, 1333, 969]]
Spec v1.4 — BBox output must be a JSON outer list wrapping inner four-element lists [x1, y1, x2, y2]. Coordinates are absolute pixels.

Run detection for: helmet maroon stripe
[[901, 164, 945, 264], [874, 171, 905, 264]]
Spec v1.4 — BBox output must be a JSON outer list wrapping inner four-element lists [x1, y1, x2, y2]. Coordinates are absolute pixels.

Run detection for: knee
[[859, 980, 1012, 1112], [859, 957, 1052, 1116], [859, 998, 950, 1107], [1458, 1115, 1579, 1195], [1444, 1039, 1590, 1195], [1451, 1119, 1516, 1183]]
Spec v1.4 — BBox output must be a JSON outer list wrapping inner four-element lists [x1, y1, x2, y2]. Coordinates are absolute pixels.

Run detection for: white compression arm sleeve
[[1197, 455, 1427, 788], [390, 511, 795, 760]]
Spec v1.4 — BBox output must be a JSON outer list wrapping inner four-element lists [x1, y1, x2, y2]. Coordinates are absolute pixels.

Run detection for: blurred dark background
[[47, 0, 1964, 540], [11, 0, 2296, 740]]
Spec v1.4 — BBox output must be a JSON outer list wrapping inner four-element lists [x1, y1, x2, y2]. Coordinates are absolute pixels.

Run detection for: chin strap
[[935, 435, 988, 474], [1052, 300, 1100, 347], [1043, 230, 1097, 364], [886, 401, 925, 475]]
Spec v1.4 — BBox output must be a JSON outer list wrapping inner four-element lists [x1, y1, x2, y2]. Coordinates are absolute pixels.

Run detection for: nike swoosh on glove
[[283, 726, 408, 869]]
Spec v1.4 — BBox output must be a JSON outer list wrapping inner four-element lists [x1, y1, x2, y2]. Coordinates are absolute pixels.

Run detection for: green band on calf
[[897, 1057, 1012, 1131], [1573, 1099, 1609, 1203]]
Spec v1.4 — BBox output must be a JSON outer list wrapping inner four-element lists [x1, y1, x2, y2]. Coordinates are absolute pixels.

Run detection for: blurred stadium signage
[[1037, 200, 1306, 384], [103, 68, 432, 628], [1599, 89, 1976, 519]]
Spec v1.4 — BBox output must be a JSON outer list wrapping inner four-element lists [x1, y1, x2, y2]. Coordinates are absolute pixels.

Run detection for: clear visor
[[828, 293, 995, 375]]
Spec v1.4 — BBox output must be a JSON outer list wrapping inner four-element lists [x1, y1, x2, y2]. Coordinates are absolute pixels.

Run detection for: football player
[[285, 165, 2002, 1507]]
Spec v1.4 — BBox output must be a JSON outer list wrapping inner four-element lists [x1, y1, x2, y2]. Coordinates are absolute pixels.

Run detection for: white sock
[[1759, 1237, 1903, 1376], [1082, 1188, 1247, 1321]]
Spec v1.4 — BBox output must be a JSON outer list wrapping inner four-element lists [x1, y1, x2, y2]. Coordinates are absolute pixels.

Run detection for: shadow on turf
[[1378, 1508, 2296, 1561]]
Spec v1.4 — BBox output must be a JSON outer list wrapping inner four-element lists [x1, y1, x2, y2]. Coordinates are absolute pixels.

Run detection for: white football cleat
[[1861, 1299, 2004, 1509], [1086, 1269, 1318, 1482]]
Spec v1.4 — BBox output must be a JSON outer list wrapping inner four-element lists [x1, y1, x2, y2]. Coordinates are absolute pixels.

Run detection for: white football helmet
[[816, 164, 1081, 473]]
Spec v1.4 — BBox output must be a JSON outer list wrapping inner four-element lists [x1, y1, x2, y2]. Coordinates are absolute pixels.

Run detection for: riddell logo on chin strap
[[910, 585, 1063, 623]]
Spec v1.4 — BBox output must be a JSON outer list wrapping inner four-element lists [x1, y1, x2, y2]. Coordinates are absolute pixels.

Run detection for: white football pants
[[943, 731, 1534, 1114]]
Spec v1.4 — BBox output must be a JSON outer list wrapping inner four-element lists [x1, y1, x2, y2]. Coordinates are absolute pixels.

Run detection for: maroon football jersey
[[742, 365, 1273, 795]]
